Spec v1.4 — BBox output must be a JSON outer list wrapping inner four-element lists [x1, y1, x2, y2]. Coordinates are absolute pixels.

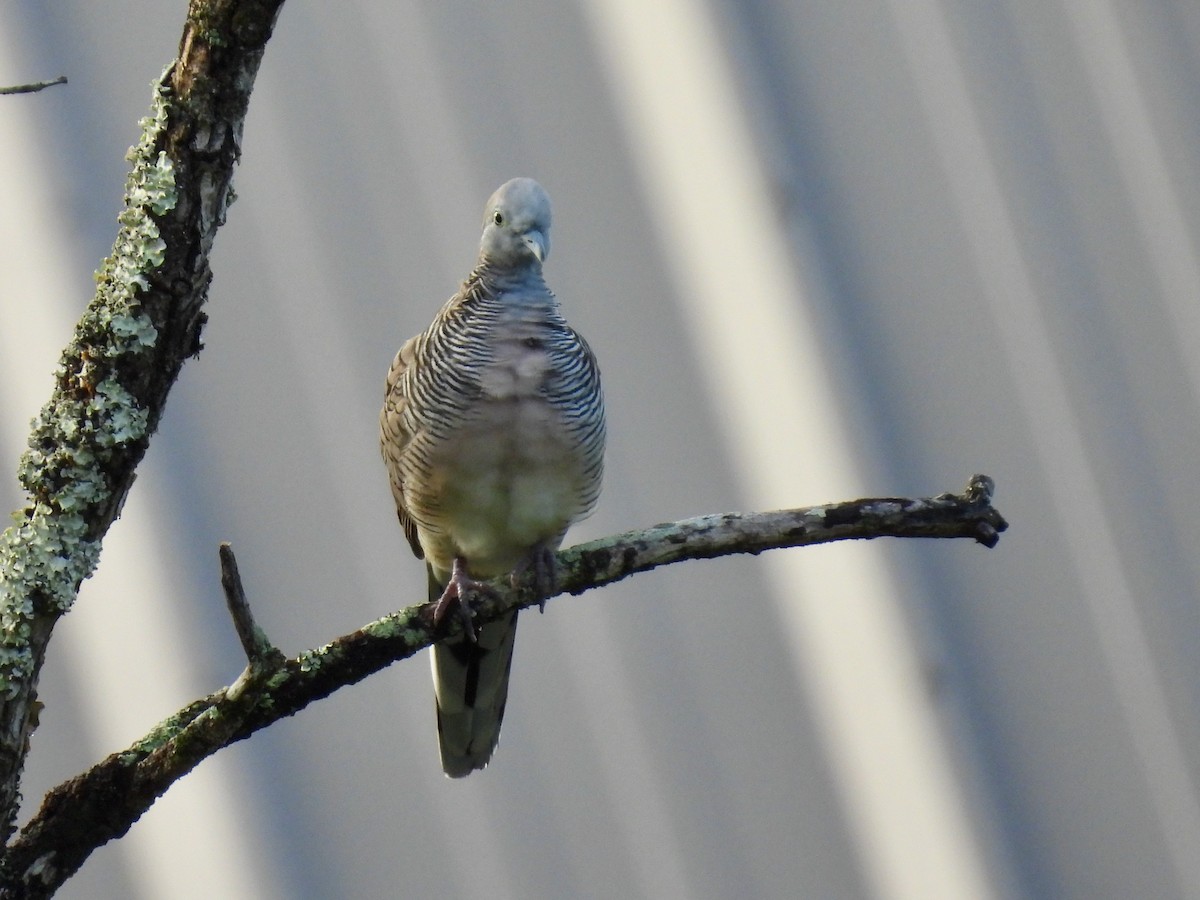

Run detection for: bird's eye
[[492, 211, 504, 226]]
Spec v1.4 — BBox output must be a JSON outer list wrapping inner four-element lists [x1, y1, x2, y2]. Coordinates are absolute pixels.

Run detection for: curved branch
[[1, 476, 1006, 896]]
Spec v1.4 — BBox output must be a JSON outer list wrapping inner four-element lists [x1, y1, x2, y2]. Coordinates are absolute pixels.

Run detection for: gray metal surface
[[1, 1, 1198, 898]]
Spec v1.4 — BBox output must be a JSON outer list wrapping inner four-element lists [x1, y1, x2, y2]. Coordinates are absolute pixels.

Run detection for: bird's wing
[[380, 332, 425, 560]]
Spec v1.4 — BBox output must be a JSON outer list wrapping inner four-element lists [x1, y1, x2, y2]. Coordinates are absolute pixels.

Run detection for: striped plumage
[[380, 178, 605, 777]]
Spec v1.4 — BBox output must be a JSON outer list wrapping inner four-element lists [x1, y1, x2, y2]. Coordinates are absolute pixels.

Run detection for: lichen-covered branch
[[0, 476, 1006, 897], [0, 0, 286, 848]]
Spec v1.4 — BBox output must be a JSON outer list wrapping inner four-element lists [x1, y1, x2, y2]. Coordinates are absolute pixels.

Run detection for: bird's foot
[[510, 544, 558, 613], [433, 558, 499, 643]]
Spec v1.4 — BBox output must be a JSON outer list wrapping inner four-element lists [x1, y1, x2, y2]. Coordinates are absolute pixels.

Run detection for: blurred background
[[2, 1, 1199, 898]]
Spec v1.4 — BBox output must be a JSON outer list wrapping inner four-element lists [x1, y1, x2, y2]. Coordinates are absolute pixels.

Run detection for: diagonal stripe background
[[1, 2, 1198, 898]]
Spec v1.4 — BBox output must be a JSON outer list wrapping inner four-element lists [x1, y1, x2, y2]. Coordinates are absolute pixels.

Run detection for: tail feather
[[428, 566, 519, 777]]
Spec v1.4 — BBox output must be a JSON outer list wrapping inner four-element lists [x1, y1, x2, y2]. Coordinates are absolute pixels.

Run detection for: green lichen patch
[[0, 67, 180, 697], [90, 65, 177, 349]]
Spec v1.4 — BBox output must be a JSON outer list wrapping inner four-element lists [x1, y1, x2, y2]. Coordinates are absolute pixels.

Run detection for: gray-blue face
[[479, 177, 553, 268]]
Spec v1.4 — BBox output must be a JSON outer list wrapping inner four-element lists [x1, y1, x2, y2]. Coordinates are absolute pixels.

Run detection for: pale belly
[[417, 397, 584, 578]]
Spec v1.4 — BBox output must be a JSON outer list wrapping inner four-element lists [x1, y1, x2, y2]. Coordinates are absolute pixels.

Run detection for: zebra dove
[[380, 178, 605, 777]]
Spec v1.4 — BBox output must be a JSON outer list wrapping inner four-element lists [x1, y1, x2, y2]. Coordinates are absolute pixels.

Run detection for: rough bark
[[0, 0, 285, 866]]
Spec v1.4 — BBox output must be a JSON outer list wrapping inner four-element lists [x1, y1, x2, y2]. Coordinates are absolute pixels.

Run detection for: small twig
[[218, 543, 281, 669], [0, 76, 68, 96]]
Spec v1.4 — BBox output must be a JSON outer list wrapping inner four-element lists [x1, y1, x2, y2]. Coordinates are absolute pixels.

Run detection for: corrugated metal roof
[[2, 2, 1198, 897]]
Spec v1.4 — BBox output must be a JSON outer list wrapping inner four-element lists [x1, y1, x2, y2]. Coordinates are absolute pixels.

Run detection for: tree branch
[[0, 77, 68, 96], [0, 476, 1006, 896], [0, 0, 286, 851], [219, 543, 283, 671]]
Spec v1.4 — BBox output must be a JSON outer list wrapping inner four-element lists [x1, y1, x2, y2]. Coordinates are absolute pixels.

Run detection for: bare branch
[[218, 543, 282, 670], [0, 476, 1007, 896], [0, 77, 68, 96]]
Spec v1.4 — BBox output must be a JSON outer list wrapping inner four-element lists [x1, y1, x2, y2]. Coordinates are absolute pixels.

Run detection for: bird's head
[[479, 177, 552, 270]]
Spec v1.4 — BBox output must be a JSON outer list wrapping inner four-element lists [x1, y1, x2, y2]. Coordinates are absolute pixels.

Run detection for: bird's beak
[[523, 230, 548, 263]]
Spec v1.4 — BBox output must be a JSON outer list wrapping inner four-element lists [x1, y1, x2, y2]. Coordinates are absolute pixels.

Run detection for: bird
[[380, 178, 605, 777]]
